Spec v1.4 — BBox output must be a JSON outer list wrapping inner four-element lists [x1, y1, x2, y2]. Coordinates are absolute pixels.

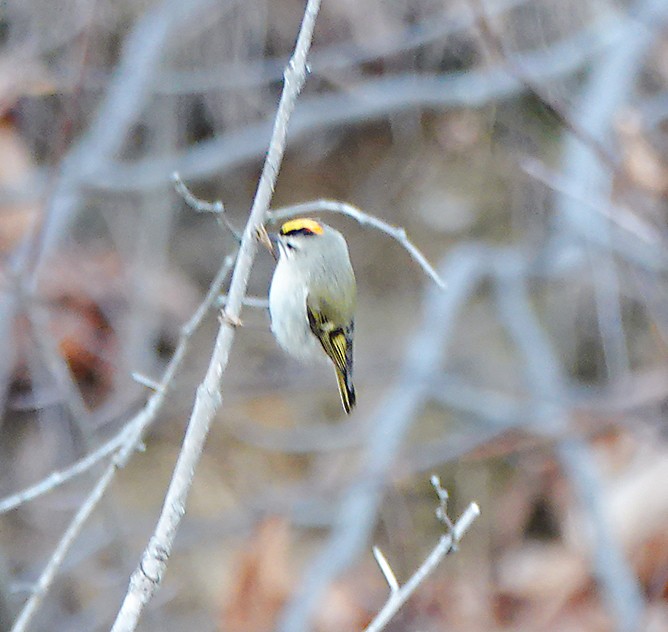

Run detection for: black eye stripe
[[281, 227, 316, 237]]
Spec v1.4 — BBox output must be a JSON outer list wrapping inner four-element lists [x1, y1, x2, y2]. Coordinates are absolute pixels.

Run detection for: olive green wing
[[306, 300, 356, 413]]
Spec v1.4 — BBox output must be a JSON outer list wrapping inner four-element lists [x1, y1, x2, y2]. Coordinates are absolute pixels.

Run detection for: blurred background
[[0, 0, 667, 630]]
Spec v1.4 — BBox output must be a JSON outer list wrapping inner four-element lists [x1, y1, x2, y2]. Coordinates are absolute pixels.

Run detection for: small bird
[[268, 218, 357, 413]]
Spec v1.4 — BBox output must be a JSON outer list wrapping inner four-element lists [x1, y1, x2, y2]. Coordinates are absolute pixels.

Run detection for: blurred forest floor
[[0, 0, 667, 630]]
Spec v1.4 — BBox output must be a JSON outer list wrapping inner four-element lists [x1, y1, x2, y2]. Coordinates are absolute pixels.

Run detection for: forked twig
[[365, 476, 480, 632], [171, 172, 242, 241], [7, 256, 235, 632]]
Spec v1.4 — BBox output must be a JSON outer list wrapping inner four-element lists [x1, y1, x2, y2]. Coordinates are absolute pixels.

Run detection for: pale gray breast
[[269, 260, 322, 361]]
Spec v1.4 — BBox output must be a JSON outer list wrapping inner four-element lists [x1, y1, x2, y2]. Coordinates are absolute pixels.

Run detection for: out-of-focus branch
[[85, 13, 624, 193], [150, 0, 532, 93], [269, 200, 445, 288], [471, 0, 617, 171], [109, 2, 323, 630], [6, 255, 235, 632], [552, 0, 668, 254], [550, 0, 668, 385], [31, 0, 218, 269], [521, 156, 661, 247], [494, 267, 645, 632], [0, 551, 13, 631], [9, 462, 118, 632], [278, 249, 486, 632], [0, 257, 235, 517]]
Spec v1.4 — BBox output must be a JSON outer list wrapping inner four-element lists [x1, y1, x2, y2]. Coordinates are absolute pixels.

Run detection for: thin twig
[[364, 502, 480, 632], [470, 0, 618, 172], [0, 256, 235, 517], [216, 294, 270, 309], [372, 547, 399, 593], [10, 463, 119, 632], [269, 199, 445, 289], [131, 372, 164, 392], [172, 171, 241, 240], [109, 2, 322, 630], [6, 256, 235, 632], [171, 172, 224, 214], [0, 430, 124, 514]]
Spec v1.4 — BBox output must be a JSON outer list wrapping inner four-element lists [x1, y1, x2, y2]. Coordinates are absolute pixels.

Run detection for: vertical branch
[[494, 266, 645, 632], [0, 550, 13, 632], [109, 1, 323, 630]]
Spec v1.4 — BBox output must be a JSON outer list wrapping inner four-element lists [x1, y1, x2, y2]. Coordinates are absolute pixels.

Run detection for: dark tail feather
[[335, 368, 356, 414]]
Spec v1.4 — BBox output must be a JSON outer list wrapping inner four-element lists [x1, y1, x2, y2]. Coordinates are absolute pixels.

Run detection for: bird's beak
[[267, 232, 280, 260], [256, 224, 278, 260]]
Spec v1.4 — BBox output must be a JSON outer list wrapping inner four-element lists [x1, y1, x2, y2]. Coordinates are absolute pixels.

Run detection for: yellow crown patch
[[280, 218, 324, 236]]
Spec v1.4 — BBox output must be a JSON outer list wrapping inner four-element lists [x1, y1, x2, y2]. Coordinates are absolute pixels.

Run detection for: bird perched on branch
[[268, 218, 356, 413]]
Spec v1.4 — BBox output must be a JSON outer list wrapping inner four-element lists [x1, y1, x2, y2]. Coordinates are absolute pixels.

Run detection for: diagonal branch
[[7, 255, 235, 632], [109, 1, 323, 630], [365, 497, 480, 632], [0, 256, 235, 516]]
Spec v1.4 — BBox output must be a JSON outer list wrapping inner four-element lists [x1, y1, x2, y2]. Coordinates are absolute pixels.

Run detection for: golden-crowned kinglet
[[269, 218, 356, 413]]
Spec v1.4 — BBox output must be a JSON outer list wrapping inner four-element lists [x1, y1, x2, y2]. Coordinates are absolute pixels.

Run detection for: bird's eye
[[286, 242, 297, 251]]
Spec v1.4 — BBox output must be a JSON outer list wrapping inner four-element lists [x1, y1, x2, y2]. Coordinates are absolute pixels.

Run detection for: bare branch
[[278, 250, 486, 632], [495, 268, 645, 632], [269, 199, 445, 289], [9, 463, 118, 632], [171, 172, 224, 215], [86, 13, 625, 193], [171, 171, 241, 241], [216, 294, 269, 309], [372, 547, 399, 593], [365, 498, 481, 632], [109, 2, 323, 630], [5, 254, 234, 631], [0, 256, 234, 517], [130, 372, 164, 392], [0, 430, 123, 515], [32, 0, 219, 268]]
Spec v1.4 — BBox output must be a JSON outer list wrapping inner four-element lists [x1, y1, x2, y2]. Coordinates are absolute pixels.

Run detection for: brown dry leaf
[[220, 516, 293, 632], [7, 248, 200, 409], [315, 568, 382, 632], [35, 250, 124, 407], [496, 543, 591, 628], [616, 110, 668, 195], [635, 530, 668, 601]]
